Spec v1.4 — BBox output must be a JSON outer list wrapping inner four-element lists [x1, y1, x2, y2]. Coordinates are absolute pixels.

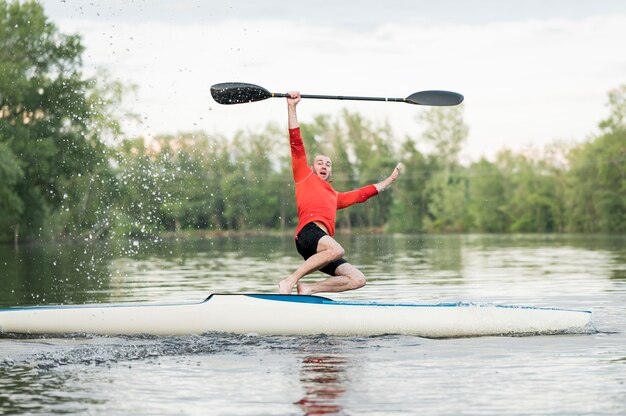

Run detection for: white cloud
[[54, 13, 626, 160]]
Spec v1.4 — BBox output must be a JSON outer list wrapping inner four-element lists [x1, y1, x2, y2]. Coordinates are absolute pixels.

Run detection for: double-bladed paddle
[[211, 82, 464, 106]]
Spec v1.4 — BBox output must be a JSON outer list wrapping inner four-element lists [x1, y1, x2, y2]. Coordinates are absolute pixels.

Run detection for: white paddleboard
[[0, 294, 592, 338]]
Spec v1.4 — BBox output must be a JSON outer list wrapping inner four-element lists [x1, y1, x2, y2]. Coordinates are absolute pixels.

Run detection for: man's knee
[[337, 264, 366, 289], [328, 245, 345, 261], [319, 237, 345, 261], [351, 275, 366, 289]]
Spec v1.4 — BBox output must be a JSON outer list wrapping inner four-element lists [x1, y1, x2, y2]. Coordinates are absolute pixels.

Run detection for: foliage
[[420, 105, 471, 232], [388, 138, 430, 233], [467, 158, 510, 232], [564, 85, 626, 232], [0, 142, 23, 234], [1, 1, 624, 243], [0, 0, 121, 242]]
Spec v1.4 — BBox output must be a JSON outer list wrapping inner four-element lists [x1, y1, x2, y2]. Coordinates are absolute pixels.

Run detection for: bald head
[[312, 154, 332, 181]]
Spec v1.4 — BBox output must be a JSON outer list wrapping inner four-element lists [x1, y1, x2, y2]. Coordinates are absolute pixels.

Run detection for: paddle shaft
[[273, 92, 406, 103], [210, 82, 463, 106]]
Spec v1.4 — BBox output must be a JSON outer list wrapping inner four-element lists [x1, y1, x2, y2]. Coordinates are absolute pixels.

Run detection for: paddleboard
[[0, 294, 592, 338]]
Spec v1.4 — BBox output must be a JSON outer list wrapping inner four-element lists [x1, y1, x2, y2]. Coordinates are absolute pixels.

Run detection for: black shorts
[[295, 222, 347, 276]]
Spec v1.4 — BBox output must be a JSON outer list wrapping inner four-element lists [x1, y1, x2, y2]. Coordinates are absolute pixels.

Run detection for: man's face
[[312, 155, 332, 181]]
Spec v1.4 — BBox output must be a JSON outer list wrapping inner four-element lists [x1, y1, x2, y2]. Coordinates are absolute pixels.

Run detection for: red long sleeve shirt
[[290, 127, 378, 237]]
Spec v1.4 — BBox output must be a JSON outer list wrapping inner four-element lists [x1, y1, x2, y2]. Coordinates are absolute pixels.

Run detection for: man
[[279, 91, 401, 295]]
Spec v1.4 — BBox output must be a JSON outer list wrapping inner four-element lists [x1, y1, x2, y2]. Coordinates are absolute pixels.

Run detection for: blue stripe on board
[[245, 294, 333, 304], [244, 294, 592, 314]]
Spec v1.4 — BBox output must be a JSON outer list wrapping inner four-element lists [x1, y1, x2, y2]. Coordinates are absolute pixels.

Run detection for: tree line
[[1, 1, 624, 244]]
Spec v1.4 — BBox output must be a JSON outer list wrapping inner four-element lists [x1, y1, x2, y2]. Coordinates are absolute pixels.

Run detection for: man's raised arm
[[287, 91, 301, 129]]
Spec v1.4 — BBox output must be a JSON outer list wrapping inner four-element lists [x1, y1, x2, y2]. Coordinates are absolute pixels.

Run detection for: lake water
[[1, 234, 625, 415]]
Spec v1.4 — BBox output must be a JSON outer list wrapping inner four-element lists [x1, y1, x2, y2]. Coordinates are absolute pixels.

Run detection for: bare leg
[[297, 263, 366, 295], [278, 235, 345, 294]]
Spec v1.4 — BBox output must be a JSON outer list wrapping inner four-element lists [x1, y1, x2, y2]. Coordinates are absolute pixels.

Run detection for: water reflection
[[0, 241, 114, 306], [0, 233, 624, 307], [0, 365, 105, 414], [296, 354, 347, 415]]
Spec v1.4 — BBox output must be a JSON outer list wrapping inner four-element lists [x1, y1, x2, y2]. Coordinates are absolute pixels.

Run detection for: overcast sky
[[40, 0, 626, 161]]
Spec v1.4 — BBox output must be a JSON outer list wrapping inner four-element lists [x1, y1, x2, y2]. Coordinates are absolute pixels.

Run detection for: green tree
[[111, 138, 167, 238], [425, 168, 471, 232], [495, 150, 560, 232], [419, 105, 470, 231], [467, 158, 510, 232], [340, 110, 396, 229], [388, 138, 429, 232], [0, 0, 121, 242], [0, 142, 24, 239], [565, 85, 626, 232], [239, 127, 282, 229], [419, 104, 468, 167]]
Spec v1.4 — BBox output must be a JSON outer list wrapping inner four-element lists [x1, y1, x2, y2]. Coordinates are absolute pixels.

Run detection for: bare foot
[[297, 283, 313, 295], [278, 277, 294, 294]]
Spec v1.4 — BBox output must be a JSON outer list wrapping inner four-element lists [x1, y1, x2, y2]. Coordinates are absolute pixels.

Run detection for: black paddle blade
[[210, 82, 273, 105], [406, 90, 464, 106]]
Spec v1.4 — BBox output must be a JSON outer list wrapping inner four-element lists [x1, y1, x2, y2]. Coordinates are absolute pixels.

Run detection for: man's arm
[[287, 91, 311, 183], [336, 163, 403, 209], [287, 91, 300, 129], [374, 163, 402, 193], [337, 185, 378, 209]]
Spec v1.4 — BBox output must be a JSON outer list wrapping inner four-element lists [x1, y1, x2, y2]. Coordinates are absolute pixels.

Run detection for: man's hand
[[375, 163, 403, 193], [390, 163, 402, 181], [287, 91, 301, 106]]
